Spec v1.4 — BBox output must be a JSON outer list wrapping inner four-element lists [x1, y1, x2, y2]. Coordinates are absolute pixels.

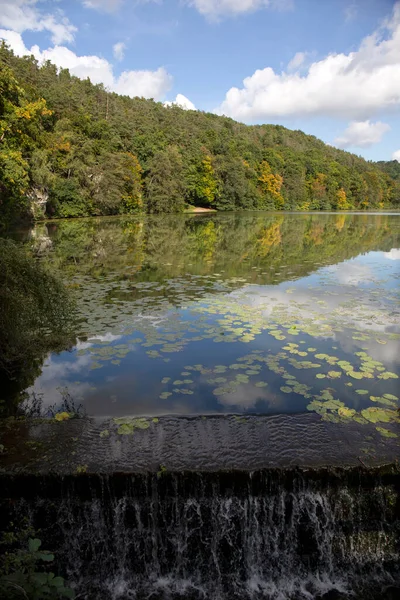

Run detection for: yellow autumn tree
[[258, 160, 284, 209], [307, 172, 328, 208], [200, 155, 218, 205], [121, 152, 144, 213], [336, 188, 350, 210], [187, 153, 218, 207], [0, 65, 52, 220]]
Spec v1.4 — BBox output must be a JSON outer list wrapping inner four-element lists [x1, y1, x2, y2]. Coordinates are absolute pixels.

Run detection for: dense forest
[[1, 42, 399, 229]]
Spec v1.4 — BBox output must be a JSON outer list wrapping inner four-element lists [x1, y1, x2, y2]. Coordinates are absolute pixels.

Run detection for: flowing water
[[2, 470, 399, 600]]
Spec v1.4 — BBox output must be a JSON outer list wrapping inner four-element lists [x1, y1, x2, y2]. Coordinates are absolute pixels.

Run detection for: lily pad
[[322, 400, 345, 410], [378, 372, 398, 380], [338, 407, 356, 418], [348, 371, 363, 380], [236, 374, 249, 383], [361, 407, 398, 424], [213, 387, 231, 396], [117, 423, 134, 435], [376, 427, 397, 438], [55, 412, 72, 422], [328, 371, 341, 379], [370, 396, 397, 407]]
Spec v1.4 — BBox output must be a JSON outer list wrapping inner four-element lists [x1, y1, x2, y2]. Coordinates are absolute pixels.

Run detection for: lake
[[14, 212, 400, 432]]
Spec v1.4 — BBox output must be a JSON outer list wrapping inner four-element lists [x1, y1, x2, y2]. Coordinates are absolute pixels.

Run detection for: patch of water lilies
[[113, 416, 154, 435], [306, 389, 399, 438], [154, 344, 399, 438], [68, 263, 400, 380], [36, 221, 400, 432]]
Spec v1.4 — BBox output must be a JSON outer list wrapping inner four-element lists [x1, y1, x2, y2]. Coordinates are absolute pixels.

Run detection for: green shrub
[[0, 530, 74, 599]]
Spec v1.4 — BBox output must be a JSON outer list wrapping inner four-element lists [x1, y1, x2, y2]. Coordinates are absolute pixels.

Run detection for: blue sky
[[1, 0, 400, 162]]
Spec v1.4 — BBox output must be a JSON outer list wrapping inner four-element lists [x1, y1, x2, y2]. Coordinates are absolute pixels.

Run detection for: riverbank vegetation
[[0, 239, 75, 413], [1, 42, 399, 229], [0, 527, 75, 599]]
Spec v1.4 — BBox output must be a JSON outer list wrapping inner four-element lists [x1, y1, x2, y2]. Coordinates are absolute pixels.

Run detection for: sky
[[1, 0, 400, 162]]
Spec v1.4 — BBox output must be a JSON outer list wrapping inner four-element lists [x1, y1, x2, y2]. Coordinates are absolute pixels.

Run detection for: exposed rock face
[[27, 187, 48, 220]]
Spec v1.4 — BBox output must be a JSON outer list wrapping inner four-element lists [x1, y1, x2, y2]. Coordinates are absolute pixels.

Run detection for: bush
[[0, 527, 74, 599]]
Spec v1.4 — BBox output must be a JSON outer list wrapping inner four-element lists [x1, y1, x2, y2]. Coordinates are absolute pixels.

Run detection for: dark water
[[12, 212, 400, 433], [2, 469, 399, 600]]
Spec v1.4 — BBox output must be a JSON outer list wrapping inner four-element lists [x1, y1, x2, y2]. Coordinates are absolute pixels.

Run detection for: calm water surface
[[20, 213, 400, 428]]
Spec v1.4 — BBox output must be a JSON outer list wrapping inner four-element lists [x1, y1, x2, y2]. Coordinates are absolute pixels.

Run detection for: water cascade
[[1, 467, 399, 600]]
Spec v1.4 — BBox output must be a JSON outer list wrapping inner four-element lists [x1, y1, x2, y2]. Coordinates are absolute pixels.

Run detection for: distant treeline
[[1, 42, 399, 228]]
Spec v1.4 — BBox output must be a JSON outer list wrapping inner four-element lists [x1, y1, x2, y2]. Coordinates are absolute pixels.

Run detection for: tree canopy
[[1, 42, 399, 228]]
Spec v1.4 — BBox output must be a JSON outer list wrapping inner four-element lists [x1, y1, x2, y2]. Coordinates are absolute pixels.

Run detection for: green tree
[[145, 146, 186, 213], [90, 151, 144, 215], [214, 155, 260, 210], [0, 41, 399, 225]]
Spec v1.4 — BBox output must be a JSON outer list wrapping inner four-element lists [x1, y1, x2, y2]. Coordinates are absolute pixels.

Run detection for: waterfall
[[1, 469, 399, 599]]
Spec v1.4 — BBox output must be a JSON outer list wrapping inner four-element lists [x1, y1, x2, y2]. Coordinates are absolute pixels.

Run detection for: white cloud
[[216, 3, 400, 122], [113, 41, 126, 61], [393, 149, 400, 162], [0, 28, 29, 56], [82, 0, 124, 12], [114, 66, 172, 99], [334, 120, 390, 148], [0, 0, 76, 45], [287, 51, 307, 72], [384, 249, 400, 259], [164, 94, 196, 110], [186, 0, 292, 20], [0, 31, 172, 100]]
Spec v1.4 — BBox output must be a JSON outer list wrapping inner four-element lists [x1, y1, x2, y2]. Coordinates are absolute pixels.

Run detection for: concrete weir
[[1, 413, 400, 599]]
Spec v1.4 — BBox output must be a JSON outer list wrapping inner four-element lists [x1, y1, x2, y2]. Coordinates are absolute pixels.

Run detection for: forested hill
[[1, 42, 399, 228], [376, 160, 400, 182]]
